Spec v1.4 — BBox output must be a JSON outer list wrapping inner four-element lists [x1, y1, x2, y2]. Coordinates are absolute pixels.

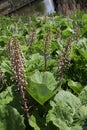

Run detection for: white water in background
[[44, 0, 55, 14], [15, 0, 55, 16]]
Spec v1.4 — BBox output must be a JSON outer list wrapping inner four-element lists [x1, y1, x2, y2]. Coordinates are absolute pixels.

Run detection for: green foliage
[[46, 91, 87, 130], [82, 14, 87, 24], [68, 80, 83, 94], [29, 115, 40, 130], [71, 38, 87, 61], [1, 60, 12, 74], [0, 87, 13, 105], [0, 11, 87, 130], [26, 71, 57, 105], [79, 86, 87, 104], [68, 38, 87, 84], [26, 53, 44, 71], [0, 105, 25, 130]]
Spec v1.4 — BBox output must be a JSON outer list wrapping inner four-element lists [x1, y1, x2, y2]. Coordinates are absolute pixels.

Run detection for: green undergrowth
[[0, 11, 87, 130]]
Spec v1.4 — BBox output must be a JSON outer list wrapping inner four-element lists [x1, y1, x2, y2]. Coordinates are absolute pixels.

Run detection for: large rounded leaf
[[26, 71, 57, 105], [46, 91, 87, 130], [0, 105, 25, 130]]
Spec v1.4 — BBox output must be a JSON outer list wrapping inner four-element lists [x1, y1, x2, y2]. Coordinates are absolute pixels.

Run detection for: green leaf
[[77, 38, 87, 60], [26, 71, 57, 105], [62, 28, 74, 37], [82, 14, 87, 24], [68, 80, 83, 94], [0, 87, 13, 105], [79, 86, 87, 104], [80, 24, 87, 36], [46, 90, 87, 130], [1, 60, 12, 74], [0, 36, 9, 43], [29, 115, 40, 130], [0, 105, 25, 130], [71, 38, 87, 66], [26, 53, 44, 71], [29, 112, 57, 130], [75, 105, 87, 121], [70, 126, 82, 130]]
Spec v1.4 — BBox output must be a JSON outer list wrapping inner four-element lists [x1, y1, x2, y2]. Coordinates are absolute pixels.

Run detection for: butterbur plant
[[74, 24, 80, 41], [7, 37, 30, 119], [43, 28, 53, 71], [57, 38, 72, 80], [0, 12, 87, 130], [28, 28, 36, 54]]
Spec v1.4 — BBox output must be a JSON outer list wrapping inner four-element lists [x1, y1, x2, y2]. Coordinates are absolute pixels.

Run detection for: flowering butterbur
[[57, 38, 72, 80], [8, 37, 29, 119]]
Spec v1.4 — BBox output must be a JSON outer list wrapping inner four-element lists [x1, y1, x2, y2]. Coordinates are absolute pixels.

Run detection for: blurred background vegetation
[[0, 0, 87, 16]]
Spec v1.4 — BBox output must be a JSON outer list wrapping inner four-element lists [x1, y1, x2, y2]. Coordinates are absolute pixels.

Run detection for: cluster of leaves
[[0, 11, 87, 130]]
